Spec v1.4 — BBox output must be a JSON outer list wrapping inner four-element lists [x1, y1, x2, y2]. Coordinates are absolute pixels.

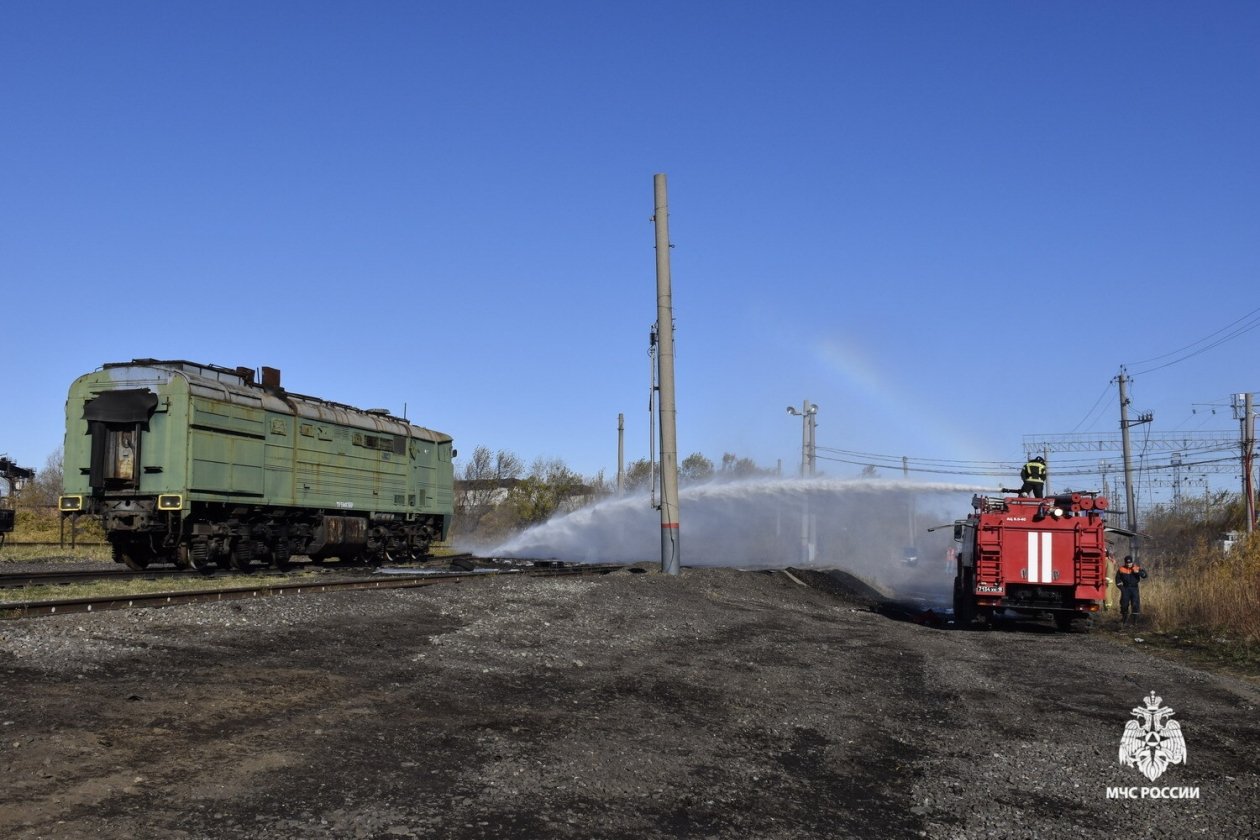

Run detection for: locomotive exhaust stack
[[261, 366, 281, 391]]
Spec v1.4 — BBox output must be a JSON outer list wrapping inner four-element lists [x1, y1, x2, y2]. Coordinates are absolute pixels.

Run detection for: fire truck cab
[[952, 492, 1109, 630]]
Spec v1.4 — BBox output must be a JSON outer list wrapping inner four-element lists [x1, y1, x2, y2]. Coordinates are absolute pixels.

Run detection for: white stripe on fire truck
[[1026, 531, 1054, 583], [1041, 531, 1053, 584]]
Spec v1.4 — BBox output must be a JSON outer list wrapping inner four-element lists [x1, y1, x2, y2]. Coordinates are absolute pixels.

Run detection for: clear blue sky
[[2, 1, 1257, 506]]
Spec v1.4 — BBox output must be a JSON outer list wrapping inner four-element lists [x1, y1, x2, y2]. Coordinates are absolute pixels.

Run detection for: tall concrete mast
[[653, 174, 681, 575], [617, 413, 625, 497], [787, 401, 818, 564]]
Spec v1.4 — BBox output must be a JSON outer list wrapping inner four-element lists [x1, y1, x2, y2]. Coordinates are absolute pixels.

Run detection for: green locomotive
[[59, 360, 454, 571]]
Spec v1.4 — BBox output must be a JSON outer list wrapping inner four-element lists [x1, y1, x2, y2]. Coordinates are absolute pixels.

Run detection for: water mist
[[487, 477, 992, 598]]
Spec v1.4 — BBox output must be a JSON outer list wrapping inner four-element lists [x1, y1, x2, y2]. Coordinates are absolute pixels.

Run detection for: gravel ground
[[0, 564, 1256, 839]]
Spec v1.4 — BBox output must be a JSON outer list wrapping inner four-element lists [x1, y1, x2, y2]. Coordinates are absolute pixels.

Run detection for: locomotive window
[[353, 433, 406, 453]]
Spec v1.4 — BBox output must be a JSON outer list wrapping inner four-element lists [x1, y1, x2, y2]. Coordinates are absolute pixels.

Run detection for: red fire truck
[[952, 492, 1109, 630]]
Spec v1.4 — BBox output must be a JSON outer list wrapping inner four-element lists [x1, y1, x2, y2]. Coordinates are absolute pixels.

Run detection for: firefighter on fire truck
[[1019, 456, 1047, 498]]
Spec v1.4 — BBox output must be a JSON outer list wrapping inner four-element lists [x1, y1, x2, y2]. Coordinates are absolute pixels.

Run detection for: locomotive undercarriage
[[99, 499, 443, 572]]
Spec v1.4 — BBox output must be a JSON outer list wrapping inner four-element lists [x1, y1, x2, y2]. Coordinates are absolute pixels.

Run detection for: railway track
[[0, 561, 622, 619], [1, 541, 109, 548], [0, 566, 234, 589], [0, 553, 486, 589]]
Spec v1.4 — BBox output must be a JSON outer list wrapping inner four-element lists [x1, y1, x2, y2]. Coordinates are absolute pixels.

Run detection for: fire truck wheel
[[952, 569, 976, 626]]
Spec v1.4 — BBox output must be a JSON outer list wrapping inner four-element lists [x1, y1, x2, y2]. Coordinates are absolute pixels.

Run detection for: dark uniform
[[1115, 556, 1148, 624], [1019, 456, 1047, 498]]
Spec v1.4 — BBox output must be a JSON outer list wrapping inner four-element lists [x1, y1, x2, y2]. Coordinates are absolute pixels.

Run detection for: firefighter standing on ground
[[1019, 456, 1047, 498], [1115, 556, 1148, 625]]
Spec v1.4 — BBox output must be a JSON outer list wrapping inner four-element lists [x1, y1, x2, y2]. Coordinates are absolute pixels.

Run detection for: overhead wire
[[1129, 305, 1260, 375], [1069, 381, 1116, 433], [813, 445, 1242, 479]]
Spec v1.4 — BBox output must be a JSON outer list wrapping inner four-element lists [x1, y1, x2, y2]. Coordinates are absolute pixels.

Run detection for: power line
[[814, 450, 1242, 479], [1129, 305, 1260, 375], [1069, 380, 1116, 433]]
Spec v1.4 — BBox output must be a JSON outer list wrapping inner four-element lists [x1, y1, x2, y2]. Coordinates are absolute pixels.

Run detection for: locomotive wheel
[[230, 540, 254, 572], [271, 539, 292, 572], [120, 552, 149, 571], [172, 545, 192, 570], [114, 542, 149, 571], [187, 539, 214, 573]]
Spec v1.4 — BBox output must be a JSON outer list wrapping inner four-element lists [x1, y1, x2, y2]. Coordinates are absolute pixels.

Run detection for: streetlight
[[786, 401, 818, 478], [786, 400, 819, 564]]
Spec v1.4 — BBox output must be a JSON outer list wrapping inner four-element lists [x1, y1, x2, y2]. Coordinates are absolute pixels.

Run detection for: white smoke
[[488, 477, 991, 595]]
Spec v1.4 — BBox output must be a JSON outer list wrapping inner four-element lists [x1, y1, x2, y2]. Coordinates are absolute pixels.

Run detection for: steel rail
[[0, 567, 225, 589], [2, 541, 109, 548], [0, 553, 482, 589], [0, 563, 623, 619]]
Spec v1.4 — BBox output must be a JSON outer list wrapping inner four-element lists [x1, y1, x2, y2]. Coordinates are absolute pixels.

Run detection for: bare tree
[[507, 457, 585, 526], [622, 458, 654, 493], [719, 452, 764, 479], [25, 448, 64, 508], [679, 452, 714, 485], [455, 445, 523, 533]]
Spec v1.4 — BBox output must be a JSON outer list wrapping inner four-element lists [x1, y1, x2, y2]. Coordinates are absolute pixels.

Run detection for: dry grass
[[1142, 532, 1260, 642], [1, 508, 109, 563], [0, 544, 113, 564], [0, 572, 297, 604], [9, 507, 105, 542], [1113, 531, 1260, 680]]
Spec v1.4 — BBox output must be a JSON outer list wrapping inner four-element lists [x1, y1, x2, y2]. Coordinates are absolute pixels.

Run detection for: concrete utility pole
[[1116, 368, 1152, 561], [787, 401, 818, 564], [652, 174, 681, 576], [617, 413, 625, 497], [787, 400, 818, 477], [903, 455, 915, 548], [1237, 393, 1256, 533], [1249, 393, 1256, 533], [648, 325, 658, 509]]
